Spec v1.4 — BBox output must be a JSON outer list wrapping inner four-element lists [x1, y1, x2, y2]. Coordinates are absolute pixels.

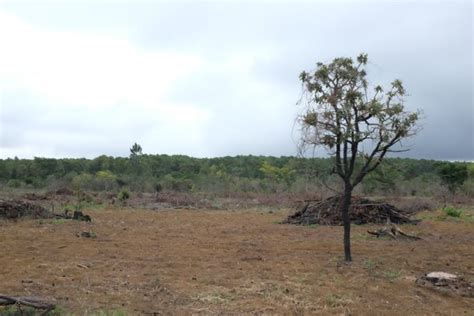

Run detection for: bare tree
[[298, 54, 420, 262]]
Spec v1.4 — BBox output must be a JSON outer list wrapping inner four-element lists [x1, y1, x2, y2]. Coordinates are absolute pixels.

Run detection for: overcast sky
[[0, 0, 472, 160]]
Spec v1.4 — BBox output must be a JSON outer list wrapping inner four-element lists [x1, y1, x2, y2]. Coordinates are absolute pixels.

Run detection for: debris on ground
[[0, 200, 54, 220], [56, 210, 92, 222], [77, 264, 89, 269], [367, 221, 421, 240], [416, 272, 474, 297], [72, 211, 92, 222], [0, 294, 55, 314], [284, 195, 418, 226], [76, 231, 96, 238], [240, 256, 264, 262], [0, 199, 93, 223]]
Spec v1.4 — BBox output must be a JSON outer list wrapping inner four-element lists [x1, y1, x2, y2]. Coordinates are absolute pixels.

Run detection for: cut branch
[[0, 294, 55, 315]]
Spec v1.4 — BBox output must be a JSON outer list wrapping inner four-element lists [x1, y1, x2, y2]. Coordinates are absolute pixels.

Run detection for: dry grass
[[0, 206, 473, 315]]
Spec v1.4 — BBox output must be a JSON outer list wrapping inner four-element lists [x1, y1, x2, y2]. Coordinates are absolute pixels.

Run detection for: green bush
[[443, 206, 462, 218], [7, 179, 23, 188], [437, 162, 468, 193], [118, 188, 130, 201], [72, 173, 94, 190], [95, 170, 118, 191]]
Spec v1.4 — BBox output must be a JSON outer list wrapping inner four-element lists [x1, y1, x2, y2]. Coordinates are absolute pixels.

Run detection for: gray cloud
[[0, 1, 472, 160]]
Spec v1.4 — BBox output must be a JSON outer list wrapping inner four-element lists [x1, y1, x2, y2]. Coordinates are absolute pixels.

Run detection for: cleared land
[[0, 206, 473, 315]]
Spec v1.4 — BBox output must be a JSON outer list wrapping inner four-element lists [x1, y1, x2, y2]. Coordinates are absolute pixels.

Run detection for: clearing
[[0, 206, 473, 314]]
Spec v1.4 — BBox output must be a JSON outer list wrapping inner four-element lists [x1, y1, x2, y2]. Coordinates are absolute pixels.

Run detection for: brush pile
[[0, 199, 54, 220], [285, 196, 417, 226]]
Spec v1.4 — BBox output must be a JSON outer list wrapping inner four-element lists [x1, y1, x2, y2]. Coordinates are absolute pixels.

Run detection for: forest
[[0, 152, 472, 198]]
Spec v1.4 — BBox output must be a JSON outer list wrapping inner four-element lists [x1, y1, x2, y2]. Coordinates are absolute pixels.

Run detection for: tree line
[[0, 153, 471, 196]]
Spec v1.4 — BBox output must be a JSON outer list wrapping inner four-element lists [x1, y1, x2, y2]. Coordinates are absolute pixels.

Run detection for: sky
[[0, 0, 472, 160]]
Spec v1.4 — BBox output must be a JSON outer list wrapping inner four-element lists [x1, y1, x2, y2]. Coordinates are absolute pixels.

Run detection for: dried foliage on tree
[[297, 53, 420, 261]]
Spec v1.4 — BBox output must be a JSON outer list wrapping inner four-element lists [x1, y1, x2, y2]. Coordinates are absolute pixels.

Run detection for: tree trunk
[[341, 183, 353, 262]]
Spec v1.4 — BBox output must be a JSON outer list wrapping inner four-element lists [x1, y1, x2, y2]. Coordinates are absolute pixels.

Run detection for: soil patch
[[0, 207, 473, 314], [285, 195, 417, 225]]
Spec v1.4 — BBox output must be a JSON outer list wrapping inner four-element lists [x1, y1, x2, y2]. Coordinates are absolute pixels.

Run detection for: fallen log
[[0, 294, 55, 315], [367, 222, 421, 240]]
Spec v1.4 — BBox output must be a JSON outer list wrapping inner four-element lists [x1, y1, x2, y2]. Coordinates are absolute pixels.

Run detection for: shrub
[[117, 188, 130, 201], [95, 170, 118, 191], [437, 162, 468, 193], [7, 179, 23, 188], [443, 206, 462, 218], [72, 173, 94, 190], [154, 182, 163, 193], [116, 178, 127, 187]]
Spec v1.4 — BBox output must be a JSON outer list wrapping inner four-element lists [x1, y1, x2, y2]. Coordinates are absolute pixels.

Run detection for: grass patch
[[91, 310, 127, 316], [40, 218, 85, 225], [0, 306, 63, 315], [195, 291, 234, 304], [325, 294, 351, 308], [362, 259, 376, 271], [416, 206, 474, 223], [51, 218, 68, 225], [383, 269, 401, 282], [353, 232, 372, 240], [443, 206, 462, 218]]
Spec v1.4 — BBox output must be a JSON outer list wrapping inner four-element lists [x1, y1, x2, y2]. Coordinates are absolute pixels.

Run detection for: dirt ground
[[0, 206, 473, 315]]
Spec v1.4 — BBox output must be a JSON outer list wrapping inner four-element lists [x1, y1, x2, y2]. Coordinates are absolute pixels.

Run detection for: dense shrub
[[443, 206, 462, 218], [117, 188, 131, 201], [7, 179, 23, 188]]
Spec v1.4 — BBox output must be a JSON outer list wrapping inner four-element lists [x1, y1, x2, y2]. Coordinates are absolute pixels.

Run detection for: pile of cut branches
[[0, 200, 53, 220], [0, 199, 92, 222], [284, 196, 418, 226]]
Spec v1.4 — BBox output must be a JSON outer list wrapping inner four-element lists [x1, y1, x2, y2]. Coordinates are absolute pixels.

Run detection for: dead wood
[[367, 221, 421, 240], [285, 195, 418, 226], [54, 210, 92, 222], [0, 294, 55, 315], [0, 200, 54, 220]]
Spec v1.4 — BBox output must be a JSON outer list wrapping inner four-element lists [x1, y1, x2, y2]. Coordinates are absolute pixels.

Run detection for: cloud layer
[[0, 1, 472, 160]]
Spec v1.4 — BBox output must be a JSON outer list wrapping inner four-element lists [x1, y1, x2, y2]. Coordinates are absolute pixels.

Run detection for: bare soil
[[0, 207, 473, 315]]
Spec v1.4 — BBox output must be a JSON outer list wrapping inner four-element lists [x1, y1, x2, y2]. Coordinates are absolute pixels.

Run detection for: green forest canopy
[[1, 155, 472, 196]]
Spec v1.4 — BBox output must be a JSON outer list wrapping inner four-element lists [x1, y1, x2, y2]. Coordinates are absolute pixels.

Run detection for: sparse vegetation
[[117, 188, 131, 202], [383, 269, 402, 282], [362, 258, 376, 271], [0, 1, 471, 315], [1, 190, 473, 314], [443, 206, 463, 218]]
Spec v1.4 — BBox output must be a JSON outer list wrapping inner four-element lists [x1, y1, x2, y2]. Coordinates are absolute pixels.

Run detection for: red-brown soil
[[0, 207, 472, 314]]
